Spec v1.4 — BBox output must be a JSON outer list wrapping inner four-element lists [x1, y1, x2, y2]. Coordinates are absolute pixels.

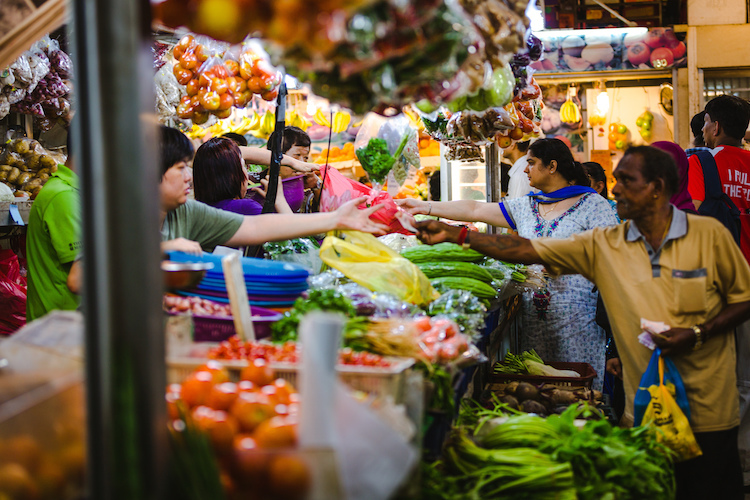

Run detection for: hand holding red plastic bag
[[319, 165, 413, 235], [0, 249, 27, 335]]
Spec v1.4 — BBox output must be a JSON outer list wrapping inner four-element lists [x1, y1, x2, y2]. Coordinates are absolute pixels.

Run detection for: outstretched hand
[[161, 237, 202, 256], [334, 196, 389, 235], [414, 219, 460, 245], [287, 157, 320, 174], [396, 198, 429, 216]]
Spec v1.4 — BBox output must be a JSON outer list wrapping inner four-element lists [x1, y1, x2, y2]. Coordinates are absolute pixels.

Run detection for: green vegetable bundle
[[355, 133, 410, 184], [427, 401, 677, 500], [270, 289, 356, 343]]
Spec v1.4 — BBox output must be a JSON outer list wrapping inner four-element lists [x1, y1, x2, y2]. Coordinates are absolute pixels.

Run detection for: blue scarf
[[527, 186, 597, 203]]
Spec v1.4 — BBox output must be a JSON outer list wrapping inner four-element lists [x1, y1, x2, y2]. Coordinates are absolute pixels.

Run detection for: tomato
[[240, 358, 275, 386], [258, 75, 276, 92], [268, 454, 311, 500], [252, 59, 275, 78], [214, 108, 233, 119], [206, 382, 239, 411], [239, 60, 254, 80], [208, 411, 239, 455], [177, 35, 195, 51], [173, 45, 185, 61], [195, 44, 209, 63], [180, 51, 198, 70], [199, 71, 212, 88], [212, 64, 229, 79], [186, 78, 200, 96], [172, 64, 193, 85], [261, 88, 279, 102], [225, 60, 240, 77], [200, 91, 221, 111], [212, 78, 230, 95], [247, 76, 263, 94], [253, 415, 297, 449], [181, 371, 214, 407], [232, 435, 269, 486], [231, 392, 276, 433], [259, 385, 285, 406], [197, 361, 230, 383], [509, 126, 524, 141]]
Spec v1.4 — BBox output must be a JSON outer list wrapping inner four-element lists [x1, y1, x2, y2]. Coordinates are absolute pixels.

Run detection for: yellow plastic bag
[[319, 231, 439, 306], [640, 354, 702, 462]]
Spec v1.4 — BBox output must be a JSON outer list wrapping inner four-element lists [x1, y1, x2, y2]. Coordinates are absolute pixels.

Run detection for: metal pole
[[70, 0, 166, 498]]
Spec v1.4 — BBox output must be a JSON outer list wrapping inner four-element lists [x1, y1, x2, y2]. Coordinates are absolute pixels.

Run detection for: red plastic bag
[[319, 166, 411, 235], [0, 249, 27, 335]]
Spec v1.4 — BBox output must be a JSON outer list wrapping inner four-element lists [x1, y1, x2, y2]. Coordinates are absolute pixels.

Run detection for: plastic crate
[[167, 305, 282, 342], [167, 356, 416, 402], [490, 361, 596, 389]]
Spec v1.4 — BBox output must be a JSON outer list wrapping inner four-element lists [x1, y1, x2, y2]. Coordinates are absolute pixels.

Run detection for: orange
[[0, 463, 37, 500], [232, 435, 269, 486]]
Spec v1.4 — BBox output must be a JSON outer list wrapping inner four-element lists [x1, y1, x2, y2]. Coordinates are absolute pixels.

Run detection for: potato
[[22, 178, 42, 192], [25, 154, 40, 171], [0, 172, 8, 182], [7, 167, 20, 184], [16, 172, 31, 186], [37, 173, 49, 182], [11, 139, 30, 155], [37, 167, 50, 176], [0, 164, 11, 173], [50, 163, 58, 173], [29, 186, 42, 199], [40, 155, 57, 170]]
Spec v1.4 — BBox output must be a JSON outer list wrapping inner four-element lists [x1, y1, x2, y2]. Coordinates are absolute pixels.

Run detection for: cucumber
[[417, 261, 494, 284], [431, 277, 497, 299], [402, 242, 484, 263]]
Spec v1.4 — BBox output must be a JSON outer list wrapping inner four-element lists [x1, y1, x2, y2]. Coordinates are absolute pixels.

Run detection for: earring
[[653, 194, 658, 199]]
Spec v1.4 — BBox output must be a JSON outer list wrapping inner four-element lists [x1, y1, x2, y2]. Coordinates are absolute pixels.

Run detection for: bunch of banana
[[252, 110, 276, 139], [286, 110, 312, 131], [185, 124, 208, 140], [403, 105, 426, 132], [232, 113, 261, 135], [559, 98, 581, 124], [313, 108, 332, 128], [331, 111, 351, 133]]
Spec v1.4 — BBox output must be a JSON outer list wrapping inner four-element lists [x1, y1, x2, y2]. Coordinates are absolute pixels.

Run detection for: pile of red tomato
[[208, 337, 393, 368], [169, 361, 310, 500], [172, 35, 282, 125]]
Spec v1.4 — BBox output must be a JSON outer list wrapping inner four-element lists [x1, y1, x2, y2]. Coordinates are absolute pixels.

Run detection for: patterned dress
[[502, 193, 619, 389]]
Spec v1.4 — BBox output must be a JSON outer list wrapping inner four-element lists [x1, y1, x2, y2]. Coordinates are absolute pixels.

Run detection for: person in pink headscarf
[[651, 141, 697, 213]]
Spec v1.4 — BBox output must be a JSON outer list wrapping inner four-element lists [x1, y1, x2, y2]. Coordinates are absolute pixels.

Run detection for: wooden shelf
[[0, 0, 67, 69]]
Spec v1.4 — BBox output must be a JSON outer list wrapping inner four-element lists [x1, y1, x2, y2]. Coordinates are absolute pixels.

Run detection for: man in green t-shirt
[[158, 126, 388, 254], [26, 153, 81, 321]]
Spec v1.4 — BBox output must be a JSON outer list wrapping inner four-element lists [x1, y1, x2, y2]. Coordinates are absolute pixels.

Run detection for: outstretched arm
[[397, 198, 511, 228], [225, 196, 388, 247], [414, 219, 543, 264], [239, 146, 319, 173]]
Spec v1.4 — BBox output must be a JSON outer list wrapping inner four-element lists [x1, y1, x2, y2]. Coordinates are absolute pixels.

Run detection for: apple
[[627, 43, 651, 67], [644, 28, 666, 49], [650, 47, 674, 68], [668, 40, 686, 60]]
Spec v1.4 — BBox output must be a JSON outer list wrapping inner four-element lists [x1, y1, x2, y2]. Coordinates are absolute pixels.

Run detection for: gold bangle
[[691, 325, 705, 351]]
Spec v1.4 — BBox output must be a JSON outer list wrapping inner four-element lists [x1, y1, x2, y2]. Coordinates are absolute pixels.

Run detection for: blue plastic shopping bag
[[633, 348, 701, 461]]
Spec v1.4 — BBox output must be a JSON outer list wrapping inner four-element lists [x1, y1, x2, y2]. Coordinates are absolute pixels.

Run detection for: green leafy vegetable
[[271, 289, 356, 342], [356, 134, 410, 184]]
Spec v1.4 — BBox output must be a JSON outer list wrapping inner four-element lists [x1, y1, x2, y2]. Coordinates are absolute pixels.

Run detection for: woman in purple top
[[193, 137, 291, 216]]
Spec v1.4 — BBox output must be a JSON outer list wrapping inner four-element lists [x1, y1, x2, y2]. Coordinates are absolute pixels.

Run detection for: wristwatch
[[691, 324, 706, 351]]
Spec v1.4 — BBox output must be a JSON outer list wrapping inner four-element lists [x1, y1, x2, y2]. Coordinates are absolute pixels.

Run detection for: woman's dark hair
[[582, 161, 608, 198], [528, 138, 589, 186], [193, 137, 246, 204], [222, 132, 248, 147], [266, 126, 311, 154], [623, 145, 679, 196], [160, 125, 194, 176], [690, 111, 706, 147]]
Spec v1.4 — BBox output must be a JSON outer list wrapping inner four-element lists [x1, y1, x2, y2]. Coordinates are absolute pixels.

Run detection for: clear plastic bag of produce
[[155, 63, 183, 119], [376, 233, 420, 254], [354, 114, 419, 189], [9, 55, 33, 87], [319, 230, 439, 306], [263, 238, 323, 274], [427, 289, 488, 338], [0, 68, 14, 87]]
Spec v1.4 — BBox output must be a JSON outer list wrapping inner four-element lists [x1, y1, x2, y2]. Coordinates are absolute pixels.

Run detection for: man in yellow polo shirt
[[414, 145, 750, 499]]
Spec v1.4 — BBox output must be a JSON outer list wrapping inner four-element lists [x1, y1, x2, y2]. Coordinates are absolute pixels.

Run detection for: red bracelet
[[456, 226, 469, 246]]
